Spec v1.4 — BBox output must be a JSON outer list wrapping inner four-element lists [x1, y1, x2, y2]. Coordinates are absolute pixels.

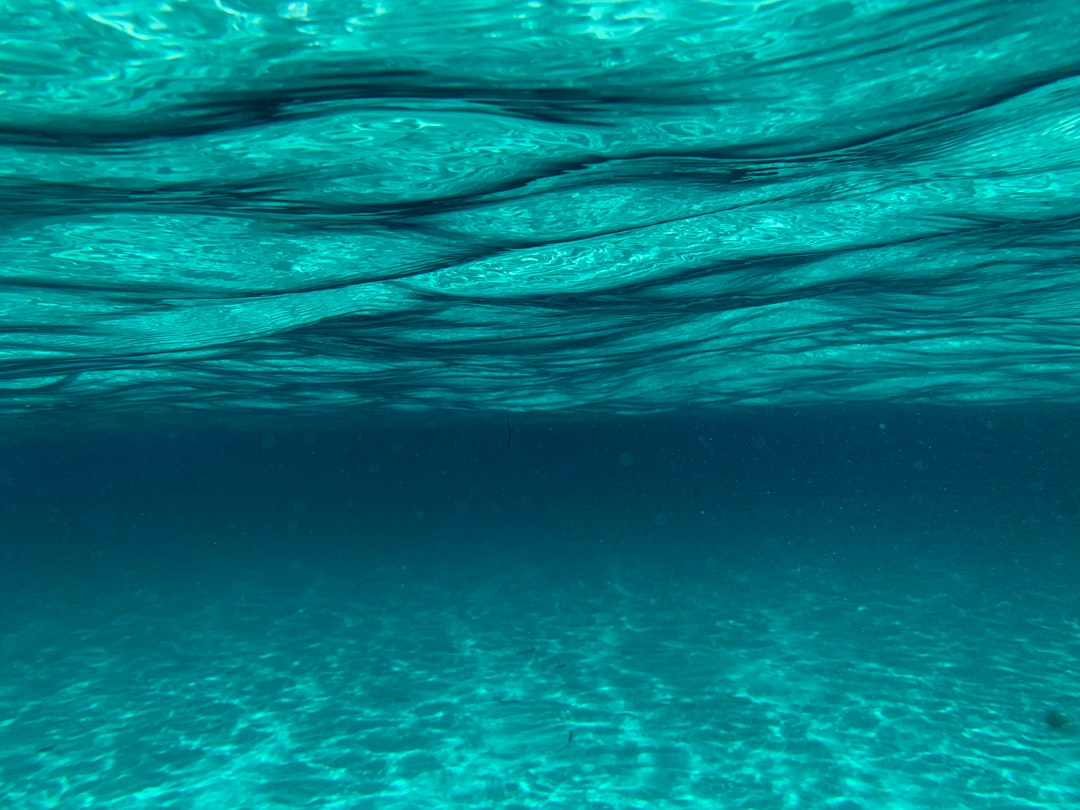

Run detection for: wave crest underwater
[[2, 0, 1078, 419]]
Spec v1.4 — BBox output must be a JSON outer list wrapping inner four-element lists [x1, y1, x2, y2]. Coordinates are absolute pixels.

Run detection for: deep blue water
[[2, 1, 1080, 807]]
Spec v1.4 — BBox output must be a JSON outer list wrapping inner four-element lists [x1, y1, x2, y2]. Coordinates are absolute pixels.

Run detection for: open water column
[[1, 1, 1079, 807]]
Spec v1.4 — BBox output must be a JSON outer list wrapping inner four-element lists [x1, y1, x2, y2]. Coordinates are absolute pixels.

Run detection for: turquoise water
[[6, 542, 1080, 809], [1, 0, 1079, 416], [3, 418, 1080, 809], [2, 2, 1080, 808]]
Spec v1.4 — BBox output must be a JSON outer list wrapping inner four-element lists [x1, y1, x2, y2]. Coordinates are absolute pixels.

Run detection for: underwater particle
[[1044, 708, 1070, 730]]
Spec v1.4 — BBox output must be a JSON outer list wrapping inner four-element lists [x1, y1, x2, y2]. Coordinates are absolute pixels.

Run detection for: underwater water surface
[[2, 2, 1080, 809], [1, 0, 1078, 418]]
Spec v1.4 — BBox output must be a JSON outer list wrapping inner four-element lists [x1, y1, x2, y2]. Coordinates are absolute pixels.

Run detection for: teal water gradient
[[1, 0, 1078, 418]]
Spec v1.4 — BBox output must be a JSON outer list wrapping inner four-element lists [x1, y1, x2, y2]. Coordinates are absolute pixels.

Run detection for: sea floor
[[2, 536, 1079, 809]]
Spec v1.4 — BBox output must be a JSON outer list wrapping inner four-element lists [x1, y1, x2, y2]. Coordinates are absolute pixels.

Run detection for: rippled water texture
[[1, 0, 1078, 417]]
